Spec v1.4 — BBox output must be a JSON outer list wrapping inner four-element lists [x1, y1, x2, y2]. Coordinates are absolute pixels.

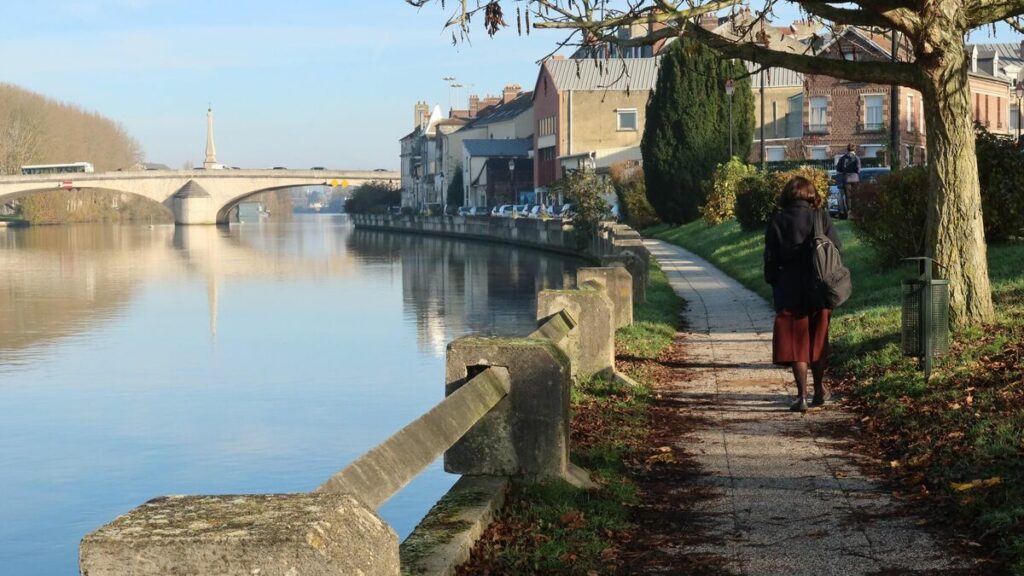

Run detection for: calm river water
[[0, 215, 580, 575]]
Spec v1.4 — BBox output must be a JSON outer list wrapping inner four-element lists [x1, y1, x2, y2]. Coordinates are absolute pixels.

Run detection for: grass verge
[[456, 262, 684, 575], [651, 219, 1024, 572]]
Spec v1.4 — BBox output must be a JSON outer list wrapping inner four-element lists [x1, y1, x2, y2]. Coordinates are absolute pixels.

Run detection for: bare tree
[[0, 109, 42, 175], [410, 0, 1024, 327]]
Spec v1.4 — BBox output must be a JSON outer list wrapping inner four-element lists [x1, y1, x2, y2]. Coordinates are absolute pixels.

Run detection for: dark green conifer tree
[[642, 38, 754, 223]]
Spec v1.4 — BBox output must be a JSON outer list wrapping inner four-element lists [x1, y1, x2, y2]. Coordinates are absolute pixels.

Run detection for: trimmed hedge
[[701, 158, 756, 225], [850, 167, 929, 264], [734, 167, 829, 231]]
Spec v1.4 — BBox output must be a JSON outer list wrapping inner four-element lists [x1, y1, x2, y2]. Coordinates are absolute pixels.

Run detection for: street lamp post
[[508, 158, 516, 204], [725, 79, 735, 159]]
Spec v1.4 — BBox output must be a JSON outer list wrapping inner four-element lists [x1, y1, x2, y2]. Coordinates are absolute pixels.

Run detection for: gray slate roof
[[970, 42, 1023, 65], [462, 91, 534, 129], [463, 138, 532, 158], [544, 57, 660, 91], [173, 180, 211, 199]]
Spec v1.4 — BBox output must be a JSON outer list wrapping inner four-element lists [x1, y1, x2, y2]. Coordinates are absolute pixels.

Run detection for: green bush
[[850, 166, 929, 264], [976, 127, 1024, 242], [550, 168, 611, 249], [734, 172, 776, 231], [611, 163, 660, 229], [733, 167, 829, 231], [701, 157, 757, 225]]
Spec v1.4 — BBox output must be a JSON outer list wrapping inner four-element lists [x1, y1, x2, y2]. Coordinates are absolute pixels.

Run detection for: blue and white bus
[[20, 162, 95, 175]]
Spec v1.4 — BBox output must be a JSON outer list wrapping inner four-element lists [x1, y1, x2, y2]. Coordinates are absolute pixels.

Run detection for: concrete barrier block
[[400, 476, 508, 575], [444, 337, 578, 484], [537, 287, 615, 380], [577, 266, 633, 328], [79, 493, 399, 576], [602, 250, 648, 304]]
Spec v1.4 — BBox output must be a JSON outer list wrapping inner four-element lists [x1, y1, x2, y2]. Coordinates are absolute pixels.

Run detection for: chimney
[[414, 101, 430, 129], [468, 95, 481, 117], [971, 45, 979, 73], [502, 84, 522, 104], [700, 12, 718, 31]]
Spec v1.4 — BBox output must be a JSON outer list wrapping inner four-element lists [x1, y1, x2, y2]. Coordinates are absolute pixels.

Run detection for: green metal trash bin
[[901, 257, 949, 379]]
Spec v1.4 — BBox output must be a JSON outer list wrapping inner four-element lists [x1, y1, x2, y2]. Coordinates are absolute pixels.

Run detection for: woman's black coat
[[763, 200, 842, 313]]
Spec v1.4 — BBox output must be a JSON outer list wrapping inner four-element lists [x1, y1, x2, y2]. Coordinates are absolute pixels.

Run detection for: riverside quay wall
[[351, 214, 650, 302], [79, 217, 649, 576]]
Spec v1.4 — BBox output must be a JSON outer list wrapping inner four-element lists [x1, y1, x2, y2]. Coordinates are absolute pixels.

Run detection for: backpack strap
[[813, 208, 824, 238]]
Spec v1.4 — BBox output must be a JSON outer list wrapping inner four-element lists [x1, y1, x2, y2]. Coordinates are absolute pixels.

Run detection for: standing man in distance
[[834, 144, 860, 219]]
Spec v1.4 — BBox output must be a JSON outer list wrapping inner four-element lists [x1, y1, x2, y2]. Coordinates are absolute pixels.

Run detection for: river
[[0, 215, 581, 575]]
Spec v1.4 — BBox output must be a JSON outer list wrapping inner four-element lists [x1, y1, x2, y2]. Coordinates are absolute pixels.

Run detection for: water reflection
[[0, 216, 580, 575]]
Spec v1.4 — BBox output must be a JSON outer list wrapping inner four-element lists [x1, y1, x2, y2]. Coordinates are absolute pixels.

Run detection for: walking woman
[[764, 176, 842, 412]]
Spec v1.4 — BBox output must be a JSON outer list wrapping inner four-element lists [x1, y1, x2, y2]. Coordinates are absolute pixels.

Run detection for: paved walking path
[[646, 239, 976, 575]]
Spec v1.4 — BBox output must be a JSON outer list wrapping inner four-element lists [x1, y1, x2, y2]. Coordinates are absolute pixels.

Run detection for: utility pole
[[760, 68, 766, 171], [890, 31, 901, 170]]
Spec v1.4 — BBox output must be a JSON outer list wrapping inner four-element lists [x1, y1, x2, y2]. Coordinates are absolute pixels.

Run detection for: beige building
[[532, 56, 660, 200]]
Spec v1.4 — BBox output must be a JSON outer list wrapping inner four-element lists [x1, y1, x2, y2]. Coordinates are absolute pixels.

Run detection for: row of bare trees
[[0, 83, 142, 175]]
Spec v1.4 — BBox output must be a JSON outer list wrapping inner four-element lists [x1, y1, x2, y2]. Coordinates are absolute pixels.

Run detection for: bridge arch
[[214, 184, 324, 225], [0, 185, 175, 224]]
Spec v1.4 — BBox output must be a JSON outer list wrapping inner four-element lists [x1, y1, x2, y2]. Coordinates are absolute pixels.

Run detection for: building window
[[538, 116, 556, 137], [906, 144, 914, 166], [907, 95, 914, 132], [539, 147, 556, 161], [809, 97, 828, 133], [861, 144, 884, 159], [864, 95, 884, 131], [809, 146, 829, 160], [617, 109, 638, 131], [765, 146, 786, 162]]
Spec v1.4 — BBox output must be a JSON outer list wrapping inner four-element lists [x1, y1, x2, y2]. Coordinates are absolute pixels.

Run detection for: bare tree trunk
[[921, 43, 995, 327]]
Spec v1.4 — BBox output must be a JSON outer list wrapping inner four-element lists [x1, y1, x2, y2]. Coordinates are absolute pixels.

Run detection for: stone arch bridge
[[0, 169, 399, 225]]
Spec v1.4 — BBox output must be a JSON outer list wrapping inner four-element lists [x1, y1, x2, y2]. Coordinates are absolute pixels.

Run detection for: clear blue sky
[[1, 1, 1019, 170]]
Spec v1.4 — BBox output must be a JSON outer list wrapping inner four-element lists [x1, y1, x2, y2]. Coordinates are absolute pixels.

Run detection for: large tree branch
[[685, 23, 924, 88], [967, 0, 1024, 26], [802, 1, 921, 33]]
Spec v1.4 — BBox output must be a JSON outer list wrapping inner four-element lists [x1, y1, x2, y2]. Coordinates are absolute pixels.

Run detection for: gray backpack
[[810, 209, 852, 308]]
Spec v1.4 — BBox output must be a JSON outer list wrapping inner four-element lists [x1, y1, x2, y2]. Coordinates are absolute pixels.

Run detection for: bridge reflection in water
[[0, 215, 581, 576]]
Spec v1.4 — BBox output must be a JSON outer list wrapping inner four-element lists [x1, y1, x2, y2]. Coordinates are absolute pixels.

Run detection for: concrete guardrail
[[78, 219, 649, 576]]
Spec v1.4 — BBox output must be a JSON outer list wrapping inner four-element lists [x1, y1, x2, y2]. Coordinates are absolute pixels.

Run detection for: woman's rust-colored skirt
[[773, 308, 832, 365]]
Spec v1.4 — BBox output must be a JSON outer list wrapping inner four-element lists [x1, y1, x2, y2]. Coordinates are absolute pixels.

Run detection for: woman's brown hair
[[779, 176, 822, 209]]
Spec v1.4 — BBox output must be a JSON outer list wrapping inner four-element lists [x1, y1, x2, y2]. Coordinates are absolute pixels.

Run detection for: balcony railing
[[807, 123, 829, 134]]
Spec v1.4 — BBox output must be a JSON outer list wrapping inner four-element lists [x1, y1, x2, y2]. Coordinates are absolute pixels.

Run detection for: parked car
[[421, 203, 442, 216], [514, 204, 531, 217], [311, 166, 325, 171], [558, 203, 574, 221], [492, 204, 515, 218], [443, 204, 459, 216], [527, 205, 544, 219]]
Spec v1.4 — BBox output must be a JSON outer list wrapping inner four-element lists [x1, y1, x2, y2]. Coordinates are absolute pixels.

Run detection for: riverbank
[[650, 219, 1024, 572], [455, 263, 686, 575]]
